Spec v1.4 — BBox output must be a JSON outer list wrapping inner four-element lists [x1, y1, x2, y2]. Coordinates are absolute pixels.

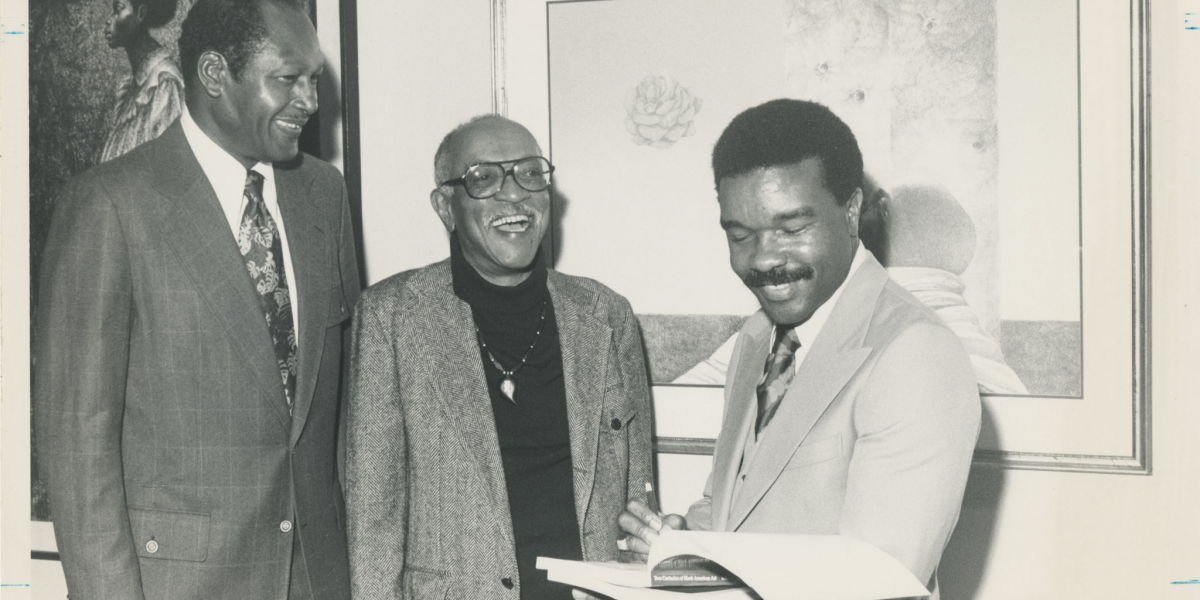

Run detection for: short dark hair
[[131, 0, 177, 30], [178, 0, 305, 86], [711, 99, 863, 205]]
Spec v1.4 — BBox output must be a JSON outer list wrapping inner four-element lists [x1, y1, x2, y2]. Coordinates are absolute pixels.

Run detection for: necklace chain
[[474, 299, 548, 403]]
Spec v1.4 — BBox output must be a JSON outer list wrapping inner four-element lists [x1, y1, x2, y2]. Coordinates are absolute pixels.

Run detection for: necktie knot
[[244, 170, 265, 205], [771, 326, 802, 360], [756, 325, 802, 435]]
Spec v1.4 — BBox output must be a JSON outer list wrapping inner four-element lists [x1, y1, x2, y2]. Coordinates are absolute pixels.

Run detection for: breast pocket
[[782, 434, 843, 472]]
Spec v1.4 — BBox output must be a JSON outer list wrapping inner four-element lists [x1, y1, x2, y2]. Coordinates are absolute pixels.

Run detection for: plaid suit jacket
[[33, 122, 360, 600], [344, 261, 655, 599]]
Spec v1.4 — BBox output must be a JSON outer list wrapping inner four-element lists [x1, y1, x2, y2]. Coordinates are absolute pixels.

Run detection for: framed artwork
[[499, 0, 1149, 474]]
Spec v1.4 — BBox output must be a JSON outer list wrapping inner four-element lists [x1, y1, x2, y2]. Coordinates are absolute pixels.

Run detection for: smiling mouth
[[491, 214, 532, 233], [757, 281, 802, 301], [274, 118, 307, 136]]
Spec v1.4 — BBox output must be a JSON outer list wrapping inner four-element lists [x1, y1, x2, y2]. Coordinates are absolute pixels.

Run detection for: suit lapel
[[148, 124, 291, 433], [725, 256, 888, 531], [420, 274, 514, 549], [710, 315, 770, 532], [274, 163, 329, 446], [548, 274, 608, 524]]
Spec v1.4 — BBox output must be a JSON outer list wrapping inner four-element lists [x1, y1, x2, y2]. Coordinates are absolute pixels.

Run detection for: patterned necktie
[[756, 326, 802, 435], [238, 170, 297, 413]]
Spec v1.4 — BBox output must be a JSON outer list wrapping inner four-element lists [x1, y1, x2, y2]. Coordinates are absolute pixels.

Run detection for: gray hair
[[432, 114, 519, 186]]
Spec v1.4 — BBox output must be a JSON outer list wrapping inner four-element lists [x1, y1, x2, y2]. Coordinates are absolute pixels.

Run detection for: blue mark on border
[[1, 22, 29, 42], [0, 584, 31, 587], [1171, 580, 1200, 585]]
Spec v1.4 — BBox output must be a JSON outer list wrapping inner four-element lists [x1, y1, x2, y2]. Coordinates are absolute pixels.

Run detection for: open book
[[537, 531, 930, 600]]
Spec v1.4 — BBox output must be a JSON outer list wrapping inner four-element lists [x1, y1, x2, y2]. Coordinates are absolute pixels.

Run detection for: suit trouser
[[289, 530, 313, 600]]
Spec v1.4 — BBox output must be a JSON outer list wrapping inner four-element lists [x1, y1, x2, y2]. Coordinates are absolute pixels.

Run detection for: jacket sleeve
[[344, 291, 408, 598], [613, 297, 655, 512], [33, 175, 147, 600], [336, 175, 363, 491], [840, 321, 982, 586]]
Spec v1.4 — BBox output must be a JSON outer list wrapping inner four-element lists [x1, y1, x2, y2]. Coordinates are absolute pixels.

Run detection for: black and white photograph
[[2, 0, 1198, 598]]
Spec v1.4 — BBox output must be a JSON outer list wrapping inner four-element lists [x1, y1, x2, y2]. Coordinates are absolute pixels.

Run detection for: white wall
[[356, 0, 495, 284]]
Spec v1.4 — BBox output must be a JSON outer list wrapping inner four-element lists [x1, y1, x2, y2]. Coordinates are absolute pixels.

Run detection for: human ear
[[845, 187, 863, 238], [430, 188, 456, 233], [196, 52, 228, 98], [134, 3, 148, 24]]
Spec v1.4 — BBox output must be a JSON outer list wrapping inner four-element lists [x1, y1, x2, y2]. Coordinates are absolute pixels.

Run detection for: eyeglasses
[[439, 156, 555, 200]]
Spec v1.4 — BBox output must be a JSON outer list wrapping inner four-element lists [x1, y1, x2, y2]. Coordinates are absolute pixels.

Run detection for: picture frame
[[496, 0, 1150, 475]]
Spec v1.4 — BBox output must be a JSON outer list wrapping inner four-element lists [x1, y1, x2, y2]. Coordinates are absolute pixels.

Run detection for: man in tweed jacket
[[33, 1, 358, 598], [345, 115, 654, 599]]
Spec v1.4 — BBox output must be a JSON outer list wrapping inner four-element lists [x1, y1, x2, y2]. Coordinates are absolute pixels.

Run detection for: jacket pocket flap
[[403, 565, 447, 598], [782, 434, 843, 471], [603, 405, 637, 434], [129, 507, 211, 562]]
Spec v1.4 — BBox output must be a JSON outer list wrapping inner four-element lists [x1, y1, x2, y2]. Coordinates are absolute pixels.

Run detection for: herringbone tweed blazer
[[345, 260, 654, 599], [33, 122, 360, 600]]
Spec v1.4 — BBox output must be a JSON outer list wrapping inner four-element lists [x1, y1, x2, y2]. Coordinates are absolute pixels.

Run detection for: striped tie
[[755, 326, 801, 435]]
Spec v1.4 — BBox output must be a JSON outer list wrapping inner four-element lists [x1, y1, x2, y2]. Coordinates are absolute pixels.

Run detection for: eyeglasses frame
[[438, 156, 556, 200]]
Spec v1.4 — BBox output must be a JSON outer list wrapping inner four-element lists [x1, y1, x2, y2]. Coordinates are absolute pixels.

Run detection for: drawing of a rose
[[624, 74, 702, 149]]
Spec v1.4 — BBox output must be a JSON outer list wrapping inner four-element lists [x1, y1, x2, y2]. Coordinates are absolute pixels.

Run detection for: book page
[[541, 531, 929, 600], [648, 532, 929, 600]]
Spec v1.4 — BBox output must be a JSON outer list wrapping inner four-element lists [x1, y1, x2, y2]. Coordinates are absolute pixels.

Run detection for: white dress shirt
[[180, 106, 300, 340], [779, 240, 868, 375]]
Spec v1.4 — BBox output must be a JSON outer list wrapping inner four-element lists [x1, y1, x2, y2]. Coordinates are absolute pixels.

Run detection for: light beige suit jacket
[[344, 261, 654, 599], [687, 252, 980, 599]]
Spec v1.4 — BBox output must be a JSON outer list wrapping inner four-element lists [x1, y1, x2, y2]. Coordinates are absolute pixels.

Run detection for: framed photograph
[[498, 0, 1149, 474]]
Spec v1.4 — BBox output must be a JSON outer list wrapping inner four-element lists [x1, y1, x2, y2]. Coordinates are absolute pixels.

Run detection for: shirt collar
[[180, 104, 272, 184], [785, 240, 868, 349]]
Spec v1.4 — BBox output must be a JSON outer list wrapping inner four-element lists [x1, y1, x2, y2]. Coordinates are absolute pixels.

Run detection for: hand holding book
[[618, 495, 688, 557]]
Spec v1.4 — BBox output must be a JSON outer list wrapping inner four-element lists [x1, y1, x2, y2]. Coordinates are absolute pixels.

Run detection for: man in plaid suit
[[33, 1, 359, 598]]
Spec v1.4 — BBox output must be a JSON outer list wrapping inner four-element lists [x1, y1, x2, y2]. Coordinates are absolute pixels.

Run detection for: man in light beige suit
[[620, 99, 981, 599]]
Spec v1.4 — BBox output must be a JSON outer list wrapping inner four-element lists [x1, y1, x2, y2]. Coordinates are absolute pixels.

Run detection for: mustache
[[743, 265, 814, 288]]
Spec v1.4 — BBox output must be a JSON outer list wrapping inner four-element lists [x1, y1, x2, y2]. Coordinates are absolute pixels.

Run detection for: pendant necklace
[[475, 299, 548, 404]]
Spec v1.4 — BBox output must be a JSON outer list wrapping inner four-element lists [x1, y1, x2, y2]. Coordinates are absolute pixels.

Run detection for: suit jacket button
[[611, 418, 622, 430], [145, 540, 159, 554], [280, 520, 293, 533], [501, 577, 514, 589]]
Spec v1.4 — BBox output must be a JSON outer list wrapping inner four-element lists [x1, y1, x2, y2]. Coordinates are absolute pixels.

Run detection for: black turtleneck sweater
[[450, 236, 582, 600]]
